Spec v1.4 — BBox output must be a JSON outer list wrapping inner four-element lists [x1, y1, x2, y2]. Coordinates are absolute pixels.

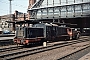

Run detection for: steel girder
[[28, 2, 90, 19], [30, 0, 44, 9]]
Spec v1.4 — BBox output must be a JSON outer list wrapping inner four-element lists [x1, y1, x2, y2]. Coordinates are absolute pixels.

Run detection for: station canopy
[[37, 0, 88, 7], [6, 20, 39, 24], [6, 19, 77, 26]]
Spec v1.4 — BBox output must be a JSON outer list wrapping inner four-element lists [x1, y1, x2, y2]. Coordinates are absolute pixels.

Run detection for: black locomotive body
[[14, 27, 44, 45], [14, 23, 73, 45], [33, 23, 71, 41]]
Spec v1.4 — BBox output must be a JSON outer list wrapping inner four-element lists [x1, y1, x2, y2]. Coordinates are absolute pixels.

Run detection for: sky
[[0, 0, 88, 16], [0, 0, 29, 16]]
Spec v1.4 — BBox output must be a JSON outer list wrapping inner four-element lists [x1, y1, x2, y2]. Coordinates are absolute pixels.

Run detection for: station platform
[[0, 34, 15, 46], [79, 52, 90, 60]]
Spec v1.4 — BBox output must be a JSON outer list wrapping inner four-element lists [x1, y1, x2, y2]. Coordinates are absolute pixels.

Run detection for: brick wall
[[28, 0, 36, 9]]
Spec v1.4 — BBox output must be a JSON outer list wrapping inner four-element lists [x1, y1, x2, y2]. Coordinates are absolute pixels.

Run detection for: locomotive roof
[[26, 27, 44, 28], [35, 23, 59, 26], [49, 22, 77, 26], [39, 21, 77, 26]]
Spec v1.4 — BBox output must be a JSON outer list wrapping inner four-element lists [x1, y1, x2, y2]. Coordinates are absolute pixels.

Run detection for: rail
[[0, 36, 89, 60]]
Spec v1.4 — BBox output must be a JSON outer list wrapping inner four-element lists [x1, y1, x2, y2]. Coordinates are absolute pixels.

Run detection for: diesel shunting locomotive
[[13, 21, 80, 45], [7, 20, 79, 45]]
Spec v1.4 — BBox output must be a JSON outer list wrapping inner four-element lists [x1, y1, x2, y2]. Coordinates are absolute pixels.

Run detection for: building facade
[[28, 0, 36, 9], [0, 14, 15, 32], [0, 0, 36, 33], [28, 0, 36, 19], [0, 11, 28, 32], [14, 10, 28, 21]]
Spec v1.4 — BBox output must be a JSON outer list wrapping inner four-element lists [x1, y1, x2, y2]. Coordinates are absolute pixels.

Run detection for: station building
[[0, 0, 36, 32], [28, 0, 90, 35], [0, 11, 28, 32]]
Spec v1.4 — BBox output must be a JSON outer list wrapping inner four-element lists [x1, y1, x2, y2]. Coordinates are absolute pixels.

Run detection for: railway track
[[0, 45, 23, 52], [57, 45, 90, 60], [0, 36, 89, 60]]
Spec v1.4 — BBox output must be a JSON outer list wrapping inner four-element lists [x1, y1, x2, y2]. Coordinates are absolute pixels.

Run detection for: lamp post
[[9, 0, 12, 21], [9, 0, 13, 32]]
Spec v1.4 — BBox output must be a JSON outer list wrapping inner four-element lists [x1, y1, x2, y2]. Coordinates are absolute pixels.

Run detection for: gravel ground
[[0, 45, 17, 48], [15, 41, 90, 60], [78, 52, 90, 60]]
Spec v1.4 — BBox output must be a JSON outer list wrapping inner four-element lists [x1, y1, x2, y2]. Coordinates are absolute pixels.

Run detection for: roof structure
[[6, 20, 39, 24], [28, 0, 90, 19]]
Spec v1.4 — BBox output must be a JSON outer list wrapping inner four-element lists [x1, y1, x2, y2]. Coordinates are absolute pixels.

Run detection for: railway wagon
[[14, 23, 73, 45], [72, 29, 80, 39]]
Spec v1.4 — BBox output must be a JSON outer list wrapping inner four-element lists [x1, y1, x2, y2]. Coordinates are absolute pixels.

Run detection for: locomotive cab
[[14, 26, 44, 45], [13, 20, 45, 45]]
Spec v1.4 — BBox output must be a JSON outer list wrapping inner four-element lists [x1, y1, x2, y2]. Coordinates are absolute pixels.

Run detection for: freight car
[[14, 22, 77, 45]]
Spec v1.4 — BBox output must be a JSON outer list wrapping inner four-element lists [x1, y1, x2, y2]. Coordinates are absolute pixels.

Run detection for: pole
[[9, 0, 12, 32], [9, 0, 12, 21]]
